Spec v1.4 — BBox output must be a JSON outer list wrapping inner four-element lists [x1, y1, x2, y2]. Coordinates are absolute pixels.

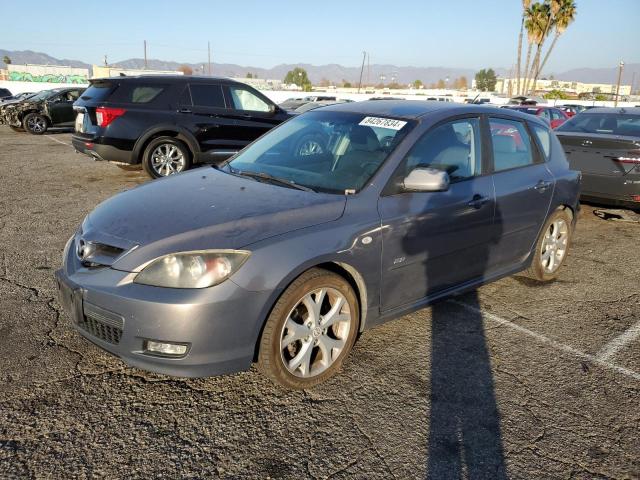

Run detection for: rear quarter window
[[108, 84, 167, 104], [80, 83, 115, 102], [531, 124, 551, 159]]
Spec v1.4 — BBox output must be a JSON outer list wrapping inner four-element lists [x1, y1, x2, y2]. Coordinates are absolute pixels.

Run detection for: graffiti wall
[[7, 64, 89, 84]]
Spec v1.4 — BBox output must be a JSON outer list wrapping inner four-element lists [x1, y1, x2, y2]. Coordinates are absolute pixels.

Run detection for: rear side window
[[532, 124, 551, 159], [489, 118, 534, 172], [190, 84, 225, 108], [109, 84, 167, 104]]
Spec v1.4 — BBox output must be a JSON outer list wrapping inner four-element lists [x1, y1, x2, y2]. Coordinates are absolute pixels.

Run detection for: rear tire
[[258, 268, 359, 389], [22, 113, 49, 135], [142, 136, 192, 179], [524, 208, 573, 282]]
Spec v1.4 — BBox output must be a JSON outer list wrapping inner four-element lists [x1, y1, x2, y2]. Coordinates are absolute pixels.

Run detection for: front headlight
[[134, 250, 250, 289]]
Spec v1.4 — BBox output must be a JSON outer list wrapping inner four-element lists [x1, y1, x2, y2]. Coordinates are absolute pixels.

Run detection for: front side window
[[226, 111, 414, 193], [228, 87, 270, 112], [189, 84, 225, 108], [489, 118, 534, 171], [398, 118, 481, 183]]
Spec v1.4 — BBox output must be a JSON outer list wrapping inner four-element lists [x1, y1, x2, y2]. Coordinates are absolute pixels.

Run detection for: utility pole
[[358, 51, 366, 93], [208, 41, 212, 76], [614, 60, 624, 107], [144, 40, 148, 69], [367, 52, 370, 87]]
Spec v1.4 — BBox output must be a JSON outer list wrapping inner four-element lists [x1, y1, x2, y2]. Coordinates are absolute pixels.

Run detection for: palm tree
[[524, 2, 552, 95], [516, 0, 533, 96], [535, 0, 577, 80], [522, 3, 547, 96]]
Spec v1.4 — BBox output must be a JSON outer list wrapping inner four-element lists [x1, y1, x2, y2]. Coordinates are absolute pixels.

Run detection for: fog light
[[145, 340, 189, 356]]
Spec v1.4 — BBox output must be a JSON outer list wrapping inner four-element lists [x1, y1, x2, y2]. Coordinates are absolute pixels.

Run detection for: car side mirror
[[402, 167, 450, 192], [269, 104, 278, 115]]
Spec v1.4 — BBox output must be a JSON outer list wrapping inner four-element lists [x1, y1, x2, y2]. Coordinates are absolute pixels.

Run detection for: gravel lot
[[0, 127, 638, 479]]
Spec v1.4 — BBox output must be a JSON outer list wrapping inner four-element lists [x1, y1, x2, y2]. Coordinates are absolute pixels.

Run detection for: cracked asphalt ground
[[0, 127, 638, 480]]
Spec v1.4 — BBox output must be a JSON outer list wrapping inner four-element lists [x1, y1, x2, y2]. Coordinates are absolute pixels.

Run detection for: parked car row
[[0, 87, 85, 133]]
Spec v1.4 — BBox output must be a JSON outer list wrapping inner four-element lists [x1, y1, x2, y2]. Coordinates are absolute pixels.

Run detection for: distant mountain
[[0, 49, 91, 69], [1, 49, 637, 87]]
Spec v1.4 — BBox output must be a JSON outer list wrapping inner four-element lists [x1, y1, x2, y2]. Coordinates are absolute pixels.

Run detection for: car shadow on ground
[[396, 190, 508, 478]]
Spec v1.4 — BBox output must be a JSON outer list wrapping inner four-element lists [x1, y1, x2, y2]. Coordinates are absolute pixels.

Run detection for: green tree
[[413, 79, 423, 89], [475, 69, 497, 91], [246, 72, 253, 78], [544, 89, 568, 99], [341, 79, 352, 88], [2, 55, 11, 65], [436, 79, 446, 89], [284, 67, 312, 90]]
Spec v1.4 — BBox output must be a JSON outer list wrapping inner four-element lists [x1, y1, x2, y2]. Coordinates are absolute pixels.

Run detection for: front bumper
[[55, 259, 272, 378]]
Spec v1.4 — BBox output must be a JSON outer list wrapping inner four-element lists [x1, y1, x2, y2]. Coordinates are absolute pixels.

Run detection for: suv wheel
[[142, 136, 192, 179], [525, 208, 573, 282], [23, 113, 49, 135], [258, 268, 359, 389]]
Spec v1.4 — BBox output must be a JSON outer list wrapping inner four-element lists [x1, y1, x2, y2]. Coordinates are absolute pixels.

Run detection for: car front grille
[[78, 302, 125, 345]]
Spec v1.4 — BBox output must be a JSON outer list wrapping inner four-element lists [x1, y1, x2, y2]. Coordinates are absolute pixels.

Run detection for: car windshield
[[556, 113, 640, 136], [27, 89, 61, 102], [225, 111, 415, 194]]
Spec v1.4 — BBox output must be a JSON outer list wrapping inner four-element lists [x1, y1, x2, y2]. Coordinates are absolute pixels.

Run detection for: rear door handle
[[467, 194, 490, 209], [177, 108, 192, 113], [534, 180, 552, 192]]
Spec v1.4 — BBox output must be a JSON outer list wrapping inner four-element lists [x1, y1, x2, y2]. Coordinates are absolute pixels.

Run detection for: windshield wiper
[[227, 167, 316, 192]]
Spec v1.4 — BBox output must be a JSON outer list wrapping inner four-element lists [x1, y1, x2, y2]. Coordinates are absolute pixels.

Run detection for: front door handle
[[467, 194, 490, 209], [534, 180, 552, 192], [177, 108, 192, 113]]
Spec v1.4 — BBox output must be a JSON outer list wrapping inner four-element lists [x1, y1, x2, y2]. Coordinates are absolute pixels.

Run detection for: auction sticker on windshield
[[359, 116, 407, 130]]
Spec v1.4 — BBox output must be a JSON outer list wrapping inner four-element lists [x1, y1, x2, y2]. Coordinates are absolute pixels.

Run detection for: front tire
[[142, 136, 192, 179], [258, 268, 360, 389], [525, 208, 573, 282], [22, 113, 49, 135]]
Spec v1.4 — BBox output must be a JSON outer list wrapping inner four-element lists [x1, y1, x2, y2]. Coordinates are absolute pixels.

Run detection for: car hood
[[81, 168, 347, 272]]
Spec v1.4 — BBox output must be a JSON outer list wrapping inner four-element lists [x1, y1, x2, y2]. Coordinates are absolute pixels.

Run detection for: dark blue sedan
[[56, 101, 580, 389]]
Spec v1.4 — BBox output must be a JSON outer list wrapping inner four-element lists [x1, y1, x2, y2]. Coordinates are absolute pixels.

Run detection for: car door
[[488, 116, 554, 272], [223, 85, 284, 149], [47, 90, 79, 126], [180, 83, 239, 158], [378, 116, 495, 311]]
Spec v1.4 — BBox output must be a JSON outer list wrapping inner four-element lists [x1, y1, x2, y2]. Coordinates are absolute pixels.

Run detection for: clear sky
[[1, 0, 638, 71]]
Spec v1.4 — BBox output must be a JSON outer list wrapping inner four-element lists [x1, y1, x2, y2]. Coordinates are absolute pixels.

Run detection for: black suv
[[72, 76, 292, 178], [1, 87, 85, 134]]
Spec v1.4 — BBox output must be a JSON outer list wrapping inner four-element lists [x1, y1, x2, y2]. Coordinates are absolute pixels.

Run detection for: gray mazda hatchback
[[56, 101, 580, 389]]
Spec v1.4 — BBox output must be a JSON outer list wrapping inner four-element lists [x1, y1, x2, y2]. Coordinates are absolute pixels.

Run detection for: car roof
[[577, 107, 640, 115], [320, 100, 546, 124], [90, 75, 245, 86]]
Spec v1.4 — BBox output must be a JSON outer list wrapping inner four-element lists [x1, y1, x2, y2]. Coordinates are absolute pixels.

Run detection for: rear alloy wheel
[[142, 136, 192, 179], [23, 113, 48, 135], [525, 208, 573, 282], [258, 268, 359, 389]]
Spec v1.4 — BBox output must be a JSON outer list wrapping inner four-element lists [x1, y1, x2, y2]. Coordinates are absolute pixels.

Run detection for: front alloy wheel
[[23, 113, 48, 135], [258, 268, 359, 389]]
